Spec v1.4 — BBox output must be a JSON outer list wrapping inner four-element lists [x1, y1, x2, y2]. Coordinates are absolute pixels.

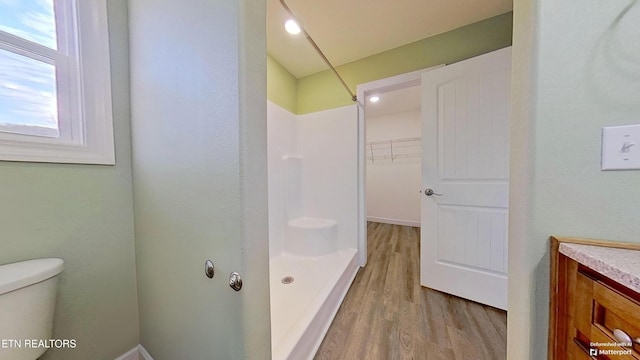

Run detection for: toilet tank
[[0, 258, 64, 360]]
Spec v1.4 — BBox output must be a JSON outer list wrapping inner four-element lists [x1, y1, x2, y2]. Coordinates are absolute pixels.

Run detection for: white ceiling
[[267, 0, 513, 78], [365, 85, 421, 118]]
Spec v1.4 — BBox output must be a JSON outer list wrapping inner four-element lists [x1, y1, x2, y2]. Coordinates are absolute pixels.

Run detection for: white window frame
[[0, 0, 115, 165]]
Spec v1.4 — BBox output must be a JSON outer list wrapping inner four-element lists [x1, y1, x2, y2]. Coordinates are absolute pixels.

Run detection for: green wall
[[509, 1, 640, 358], [129, 0, 271, 358], [0, 1, 140, 359], [296, 12, 513, 114], [267, 12, 513, 115], [267, 54, 297, 113]]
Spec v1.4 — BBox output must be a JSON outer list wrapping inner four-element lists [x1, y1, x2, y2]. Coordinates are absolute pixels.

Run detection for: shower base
[[270, 248, 358, 360]]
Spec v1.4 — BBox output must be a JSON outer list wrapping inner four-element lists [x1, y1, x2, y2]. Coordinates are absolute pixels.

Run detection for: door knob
[[424, 188, 443, 196], [229, 272, 243, 291], [205, 260, 215, 279]]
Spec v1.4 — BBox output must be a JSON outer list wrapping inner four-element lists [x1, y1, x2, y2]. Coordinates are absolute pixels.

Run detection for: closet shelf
[[366, 137, 421, 163]]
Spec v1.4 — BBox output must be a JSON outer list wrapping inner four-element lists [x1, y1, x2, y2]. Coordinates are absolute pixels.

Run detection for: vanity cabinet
[[549, 237, 640, 360]]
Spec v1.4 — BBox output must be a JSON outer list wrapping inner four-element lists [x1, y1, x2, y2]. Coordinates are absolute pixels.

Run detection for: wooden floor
[[314, 222, 507, 360]]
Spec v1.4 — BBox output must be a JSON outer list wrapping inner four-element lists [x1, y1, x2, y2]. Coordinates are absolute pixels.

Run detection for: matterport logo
[[1, 339, 77, 349], [589, 341, 633, 357]]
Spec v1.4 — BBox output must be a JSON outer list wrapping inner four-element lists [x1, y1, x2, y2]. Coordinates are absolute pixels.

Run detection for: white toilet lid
[[0, 258, 64, 295]]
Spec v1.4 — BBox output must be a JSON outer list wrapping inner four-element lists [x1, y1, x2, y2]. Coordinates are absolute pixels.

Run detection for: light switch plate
[[602, 124, 640, 170]]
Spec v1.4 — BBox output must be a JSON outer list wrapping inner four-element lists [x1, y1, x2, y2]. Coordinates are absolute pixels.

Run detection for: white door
[[420, 48, 511, 310]]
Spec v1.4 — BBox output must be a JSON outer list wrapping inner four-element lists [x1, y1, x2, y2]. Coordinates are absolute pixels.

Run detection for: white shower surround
[[267, 101, 359, 359], [286, 217, 338, 257]]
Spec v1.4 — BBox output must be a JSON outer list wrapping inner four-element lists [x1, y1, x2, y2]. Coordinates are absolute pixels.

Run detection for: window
[[0, 0, 114, 164]]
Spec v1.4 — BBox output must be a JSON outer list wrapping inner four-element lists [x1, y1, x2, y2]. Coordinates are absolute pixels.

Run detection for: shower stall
[[267, 101, 360, 359]]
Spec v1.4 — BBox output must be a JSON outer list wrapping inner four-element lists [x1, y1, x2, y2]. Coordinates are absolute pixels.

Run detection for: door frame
[[355, 65, 443, 267]]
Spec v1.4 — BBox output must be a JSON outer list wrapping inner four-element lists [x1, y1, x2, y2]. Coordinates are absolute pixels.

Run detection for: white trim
[[0, 36, 58, 63], [0, 0, 115, 165], [138, 345, 154, 360], [356, 103, 366, 267], [114, 345, 154, 360], [356, 65, 443, 268], [114, 346, 139, 360], [367, 216, 420, 227]]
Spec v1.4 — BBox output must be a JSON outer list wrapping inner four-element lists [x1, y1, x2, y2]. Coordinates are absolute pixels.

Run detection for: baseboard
[[114, 346, 138, 360], [115, 345, 154, 360], [367, 216, 420, 227], [139, 345, 154, 360]]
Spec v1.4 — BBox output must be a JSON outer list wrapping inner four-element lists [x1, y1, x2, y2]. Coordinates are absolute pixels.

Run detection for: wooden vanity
[[549, 236, 640, 359]]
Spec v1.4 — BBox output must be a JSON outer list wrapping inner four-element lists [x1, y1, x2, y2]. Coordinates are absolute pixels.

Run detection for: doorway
[[364, 84, 422, 228], [355, 67, 441, 267], [356, 48, 511, 310]]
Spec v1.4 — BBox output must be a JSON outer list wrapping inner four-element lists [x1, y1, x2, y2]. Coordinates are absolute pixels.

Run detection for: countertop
[[559, 242, 640, 294]]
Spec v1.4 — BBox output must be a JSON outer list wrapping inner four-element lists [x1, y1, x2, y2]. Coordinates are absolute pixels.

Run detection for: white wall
[[267, 102, 297, 259], [366, 110, 421, 226], [298, 105, 359, 251], [509, 1, 640, 358]]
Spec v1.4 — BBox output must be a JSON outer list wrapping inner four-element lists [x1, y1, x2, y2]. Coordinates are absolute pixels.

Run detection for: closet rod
[[280, 0, 357, 102]]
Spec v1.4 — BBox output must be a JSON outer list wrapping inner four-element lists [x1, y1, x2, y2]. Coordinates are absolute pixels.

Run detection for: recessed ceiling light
[[369, 96, 380, 103], [285, 19, 301, 35]]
